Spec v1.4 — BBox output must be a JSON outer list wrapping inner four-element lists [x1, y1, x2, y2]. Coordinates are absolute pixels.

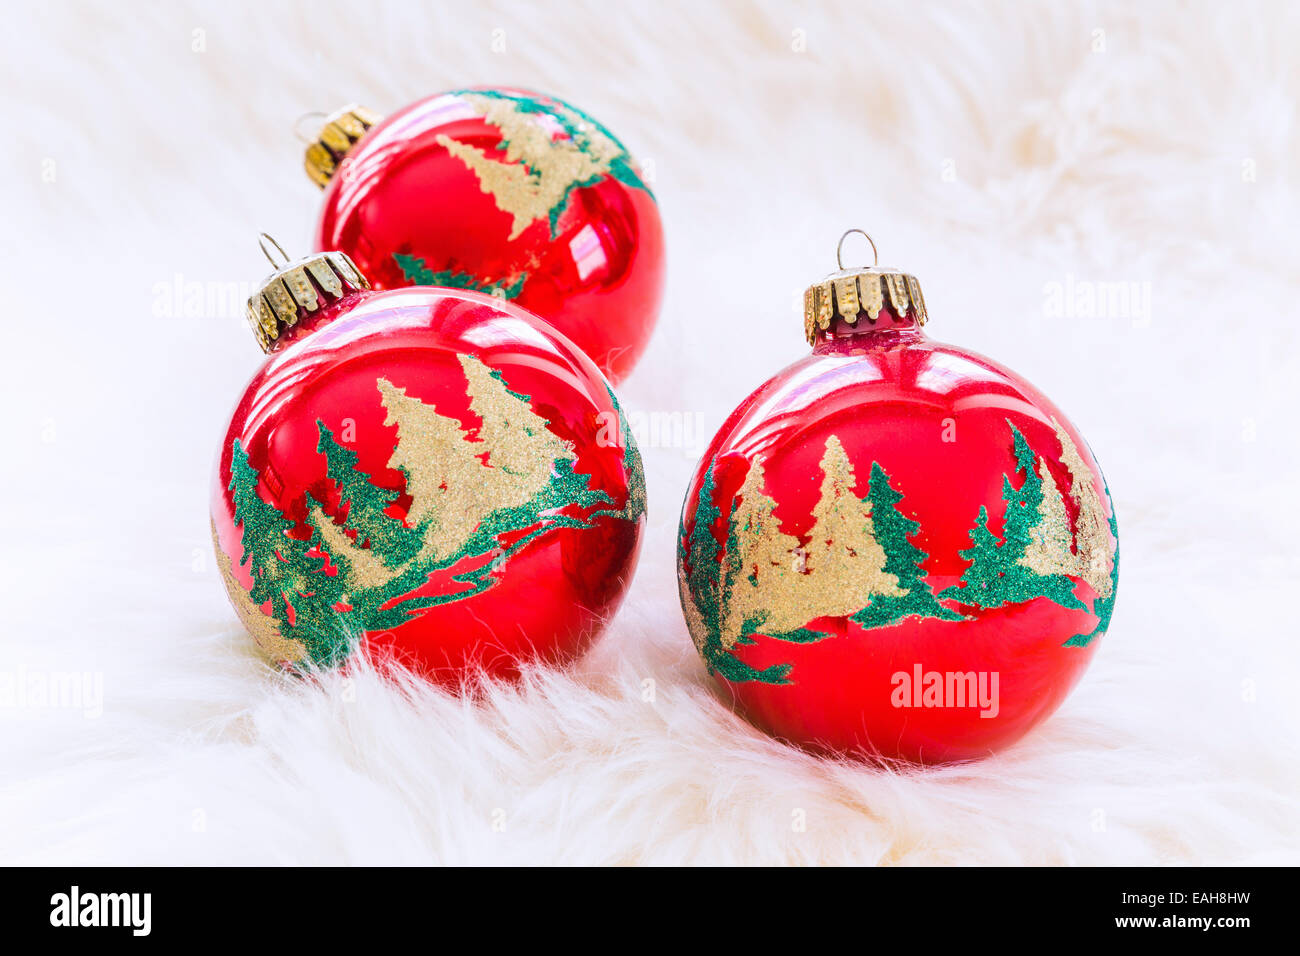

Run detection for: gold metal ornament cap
[[803, 229, 928, 344], [302, 104, 381, 188], [245, 234, 370, 352]]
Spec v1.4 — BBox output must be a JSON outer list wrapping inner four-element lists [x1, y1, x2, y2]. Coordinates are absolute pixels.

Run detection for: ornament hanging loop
[[837, 229, 878, 270], [258, 233, 291, 269], [293, 111, 329, 145]]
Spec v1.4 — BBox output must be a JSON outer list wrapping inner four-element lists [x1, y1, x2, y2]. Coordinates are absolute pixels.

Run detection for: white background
[[1, 1, 1296, 864]]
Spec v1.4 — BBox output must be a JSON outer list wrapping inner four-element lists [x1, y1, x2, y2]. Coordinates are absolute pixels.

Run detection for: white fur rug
[[2, 0, 1297, 865]]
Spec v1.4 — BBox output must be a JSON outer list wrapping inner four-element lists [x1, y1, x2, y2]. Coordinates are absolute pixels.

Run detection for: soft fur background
[[2, 0, 1298, 865]]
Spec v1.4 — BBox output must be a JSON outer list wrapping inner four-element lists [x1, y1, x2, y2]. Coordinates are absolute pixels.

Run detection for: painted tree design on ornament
[[679, 422, 1118, 685], [939, 419, 1118, 646], [392, 253, 527, 301], [219, 354, 644, 668], [437, 89, 651, 240], [679, 437, 960, 685]]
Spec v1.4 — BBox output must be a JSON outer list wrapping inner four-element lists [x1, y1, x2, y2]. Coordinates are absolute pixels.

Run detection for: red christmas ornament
[[211, 238, 646, 684], [677, 231, 1119, 764], [304, 89, 665, 384]]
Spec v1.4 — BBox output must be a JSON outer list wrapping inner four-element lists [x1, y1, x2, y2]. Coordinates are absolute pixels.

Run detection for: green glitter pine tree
[[599, 384, 647, 524], [851, 462, 963, 630], [229, 441, 352, 665], [316, 420, 422, 567], [680, 466, 723, 622], [940, 425, 1085, 611], [678, 464, 794, 685]]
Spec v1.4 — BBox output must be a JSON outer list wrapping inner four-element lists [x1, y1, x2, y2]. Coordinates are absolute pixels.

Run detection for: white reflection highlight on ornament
[[569, 223, 607, 282]]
